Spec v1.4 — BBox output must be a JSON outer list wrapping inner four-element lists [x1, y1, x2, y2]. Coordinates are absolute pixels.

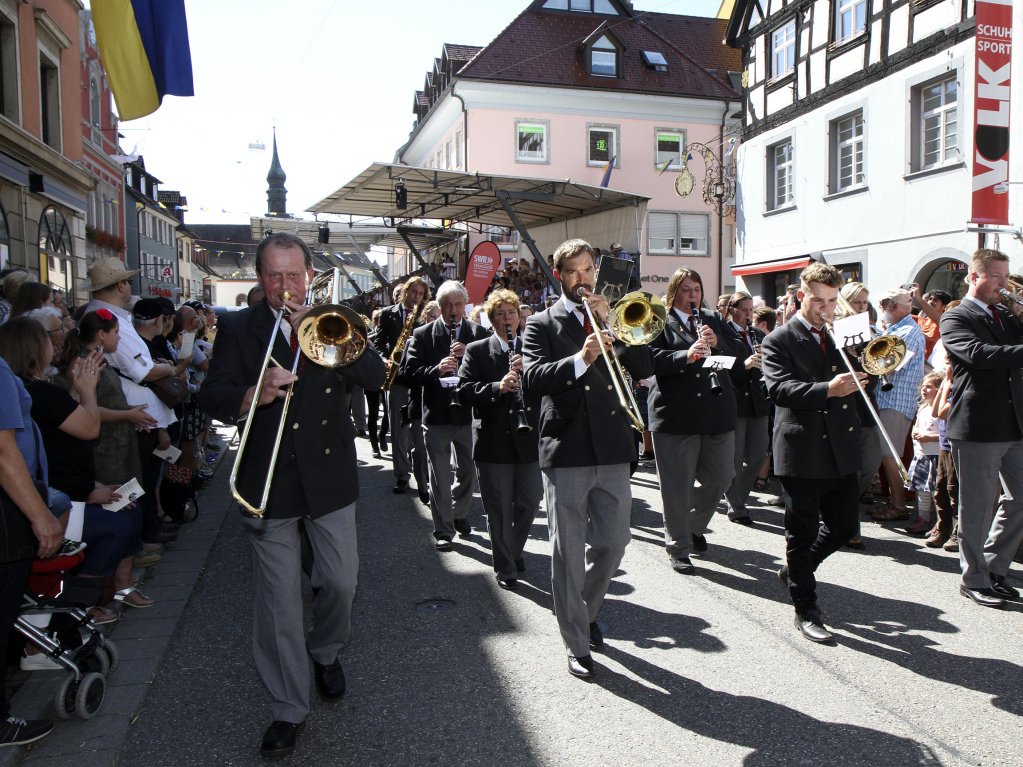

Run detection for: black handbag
[[110, 364, 189, 407]]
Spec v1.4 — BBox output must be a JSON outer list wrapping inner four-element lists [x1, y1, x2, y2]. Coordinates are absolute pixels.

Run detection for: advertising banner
[[465, 241, 501, 306], [971, 0, 1013, 225]]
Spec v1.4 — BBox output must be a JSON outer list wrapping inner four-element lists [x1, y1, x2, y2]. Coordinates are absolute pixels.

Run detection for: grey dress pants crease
[[725, 415, 769, 519], [424, 423, 476, 539], [476, 461, 543, 580], [543, 464, 632, 658], [950, 439, 1023, 589], [652, 431, 736, 557], [348, 385, 367, 431], [243, 503, 358, 724], [386, 384, 413, 480]]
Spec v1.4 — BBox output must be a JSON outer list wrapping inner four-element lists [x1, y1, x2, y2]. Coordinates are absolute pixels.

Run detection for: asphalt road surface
[[111, 436, 1022, 767]]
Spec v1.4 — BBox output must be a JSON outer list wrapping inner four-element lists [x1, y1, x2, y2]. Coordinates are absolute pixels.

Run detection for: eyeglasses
[[46, 323, 65, 337]]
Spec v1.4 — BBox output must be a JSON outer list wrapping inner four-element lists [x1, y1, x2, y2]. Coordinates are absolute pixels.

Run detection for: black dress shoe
[[497, 577, 518, 590], [514, 558, 526, 573], [588, 621, 604, 650], [567, 654, 595, 679], [261, 720, 305, 757], [435, 537, 453, 551], [313, 658, 346, 699], [960, 584, 1006, 607], [691, 533, 708, 553], [670, 555, 696, 574], [795, 609, 833, 643], [991, 574, 1020, 599], [418, 490, 430, 504], [845, 539, 866, 551], [453, 518, 472, 537], [393, 479, 408, 494], [730, 516, 753, 527]]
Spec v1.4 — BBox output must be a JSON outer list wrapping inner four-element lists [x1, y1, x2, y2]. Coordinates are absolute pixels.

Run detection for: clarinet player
[[457, 289, 542, 590]]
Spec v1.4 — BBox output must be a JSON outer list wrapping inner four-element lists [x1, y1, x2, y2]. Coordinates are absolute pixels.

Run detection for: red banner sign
[[971, 0, 1013, 225], [464, 241, 502, 306], [148, 285, 174, 297]]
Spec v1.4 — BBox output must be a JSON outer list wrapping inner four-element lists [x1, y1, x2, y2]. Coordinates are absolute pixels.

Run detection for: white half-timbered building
[[724, 0, 1023, 305]]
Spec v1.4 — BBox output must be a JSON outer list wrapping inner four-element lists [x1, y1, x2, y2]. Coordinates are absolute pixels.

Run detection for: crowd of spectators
[[0, 260, 223, 745]]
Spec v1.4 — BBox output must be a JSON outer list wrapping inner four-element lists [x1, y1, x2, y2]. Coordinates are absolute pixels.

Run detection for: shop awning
[[731, 256, 811, 277]]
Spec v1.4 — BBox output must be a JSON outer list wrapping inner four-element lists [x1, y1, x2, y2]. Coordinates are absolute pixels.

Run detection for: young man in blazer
[[200, 234, 386, 756], [458, 289, 541, 590], [648, 268, 743, 574], [940, 248, 1023, 608], [761, 262, 865, 644], [521, 239, 654, 679], [371, 276, 430, 497], [723, 292, 771, 526], [401, 280, 488, 549]]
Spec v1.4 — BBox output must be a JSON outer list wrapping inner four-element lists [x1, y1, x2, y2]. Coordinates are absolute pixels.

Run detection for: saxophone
[[383, 300, 423, 391]]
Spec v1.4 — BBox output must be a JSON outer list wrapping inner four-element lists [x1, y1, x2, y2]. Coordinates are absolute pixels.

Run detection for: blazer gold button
[[325, 387, 331, 393], [848, 426, 854, 431], [823, 434, 828, 439], [697, 392, 702, 397], [607, 385, 612, 390], [611, 410, 615, 415], [567, 380, 573, 385], [696, 373, 701, 378], [509, 409, 514, 414], [324, 448, 330, 455], [842, 404, 847, 409], [292, 423, 299, 430], [322, 419, 328, 425], [585, 385, 590, 390]]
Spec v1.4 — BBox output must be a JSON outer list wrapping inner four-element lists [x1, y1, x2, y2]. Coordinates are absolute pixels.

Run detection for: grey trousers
[[243, 504, 358, 723], [725, 416, 769, 519], [855, 425, 883, 539], [424, 423, 475, 539], [348, 385, 367, 431], [477, 461, 543, 580], [543, 464, 632, 658], [652, 431, 736, 557], [386, 385, 427, 490], [950, 439, 1023, 589]]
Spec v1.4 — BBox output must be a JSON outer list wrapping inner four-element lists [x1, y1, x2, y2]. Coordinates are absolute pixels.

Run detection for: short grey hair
[[435, 280, 468, 304], [133, 315, 160, 329], [24, 306, 61, 329]]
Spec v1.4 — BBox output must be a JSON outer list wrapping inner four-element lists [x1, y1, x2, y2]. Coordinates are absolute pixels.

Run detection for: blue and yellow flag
[[91, 0, 194, 121], [600, 156, 616, 188]]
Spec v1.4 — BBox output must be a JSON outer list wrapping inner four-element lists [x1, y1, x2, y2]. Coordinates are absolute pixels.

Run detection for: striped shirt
[[875, 313, 926, 419]]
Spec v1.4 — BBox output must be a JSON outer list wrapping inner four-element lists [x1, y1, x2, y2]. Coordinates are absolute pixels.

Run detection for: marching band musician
[[940, 248, 1023, 608], [457, 289, 542, 591], [400, 281, 488, 550], [372, 276, 431, 498], [521, 239, 653, 679], [761, 262, 864, 644], [723, 291, 771, 526], [200, 234, 386, 756], [648, 269, 744, 575]]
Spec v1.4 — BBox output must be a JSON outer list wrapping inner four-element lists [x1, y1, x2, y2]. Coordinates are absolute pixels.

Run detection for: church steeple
[[266, 130, 289, 217]]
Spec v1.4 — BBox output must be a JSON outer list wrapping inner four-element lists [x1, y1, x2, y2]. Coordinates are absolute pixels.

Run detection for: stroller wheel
[[54, 672, 76, 720], [75, 672, 105, 720], [80, 648, 109, 677], [98, 639, 120, 674], [182, 498, 198, 523]]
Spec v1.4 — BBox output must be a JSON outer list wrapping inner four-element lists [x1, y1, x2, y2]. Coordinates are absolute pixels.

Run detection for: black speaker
[[318, 225, 329, 244], [395, 181, 407, 210]]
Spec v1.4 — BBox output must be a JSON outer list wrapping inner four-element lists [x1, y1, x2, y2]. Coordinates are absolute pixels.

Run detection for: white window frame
[[589, 34, 618, 77], [586, 123, 619, 167], [0, 1, 20, 125], [835, 0, 867, 43], [918, 75, 958, 171], [515, 118, 550, 164], [771, 22, 796, 78], [647, 211, 710, 256], [766, 139, 794, 211], [454, 130, 463, 169], [831, 111, 865, 192], [655, 128, 686, 170]]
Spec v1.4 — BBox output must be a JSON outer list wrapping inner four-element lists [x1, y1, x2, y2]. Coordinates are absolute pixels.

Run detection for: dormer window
[[642, 51, 668, 72], [590, 35, 618, 76]]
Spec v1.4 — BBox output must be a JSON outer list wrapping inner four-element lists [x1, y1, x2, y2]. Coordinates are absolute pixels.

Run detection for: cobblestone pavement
[[8, 431, 1023, 767]]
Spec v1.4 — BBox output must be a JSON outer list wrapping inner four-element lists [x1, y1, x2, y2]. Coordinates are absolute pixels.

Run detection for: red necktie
[[989, 306, 1004, 328], [739, 330, 752, 351], [577, 306, 592, 335], [688, 316, 698, 336], [289, 323, 306, 375], [810, 327, 827, 352]]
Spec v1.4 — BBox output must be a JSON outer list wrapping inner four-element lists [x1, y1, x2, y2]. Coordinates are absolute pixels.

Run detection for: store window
[[38, 206, 72, 299]]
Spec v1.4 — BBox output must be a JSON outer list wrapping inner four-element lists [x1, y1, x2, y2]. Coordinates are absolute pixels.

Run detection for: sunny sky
[[100, 0, 721, 229]]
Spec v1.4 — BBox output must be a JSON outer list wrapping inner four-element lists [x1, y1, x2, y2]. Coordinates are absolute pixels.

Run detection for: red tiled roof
[[456, 8, 740, 100], [444, 43, 484, 62]]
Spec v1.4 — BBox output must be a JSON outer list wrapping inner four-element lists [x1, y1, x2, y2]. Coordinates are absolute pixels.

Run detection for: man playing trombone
[[521, 239, 653, 679], [761, 262, 864, 644], [200, 234, 386, 757]]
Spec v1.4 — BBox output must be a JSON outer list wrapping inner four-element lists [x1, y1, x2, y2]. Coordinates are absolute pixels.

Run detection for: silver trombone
[[229, 269, 368, 517], [577, 286, 665, 432]]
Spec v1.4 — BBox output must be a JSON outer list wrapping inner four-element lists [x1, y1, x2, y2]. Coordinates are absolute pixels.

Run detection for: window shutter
[[648, 212, 677, 241], [677, 214, 707, 241]]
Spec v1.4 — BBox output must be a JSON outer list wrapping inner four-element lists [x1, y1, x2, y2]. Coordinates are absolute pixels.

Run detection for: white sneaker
[[20, 651, 62, 672]]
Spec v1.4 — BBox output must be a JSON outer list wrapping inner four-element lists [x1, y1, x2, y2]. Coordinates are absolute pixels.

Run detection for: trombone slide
[[578, 292, 645, 432]]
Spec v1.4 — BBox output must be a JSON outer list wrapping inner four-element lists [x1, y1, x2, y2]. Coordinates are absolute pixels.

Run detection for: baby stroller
[[15, 550, 119, 720]]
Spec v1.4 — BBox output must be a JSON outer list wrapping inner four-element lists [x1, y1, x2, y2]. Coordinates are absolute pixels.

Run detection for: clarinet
[[448, 321, 462, 409], [691, 303, 723, 396], [506, 326, 532, 434], [746, 319, 769, 399]]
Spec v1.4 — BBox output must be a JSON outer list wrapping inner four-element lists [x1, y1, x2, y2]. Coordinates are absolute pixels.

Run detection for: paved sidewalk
[[2, 439, 234, 767]]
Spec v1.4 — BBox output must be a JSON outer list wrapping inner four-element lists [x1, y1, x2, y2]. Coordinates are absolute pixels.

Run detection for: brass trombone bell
[[610, 291, 667, 346], [832, 293, 907, 376], [297, 305, 368, 367]]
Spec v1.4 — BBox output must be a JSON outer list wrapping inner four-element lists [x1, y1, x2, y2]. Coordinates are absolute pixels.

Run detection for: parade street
[[16, 432, 1022, 767]]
